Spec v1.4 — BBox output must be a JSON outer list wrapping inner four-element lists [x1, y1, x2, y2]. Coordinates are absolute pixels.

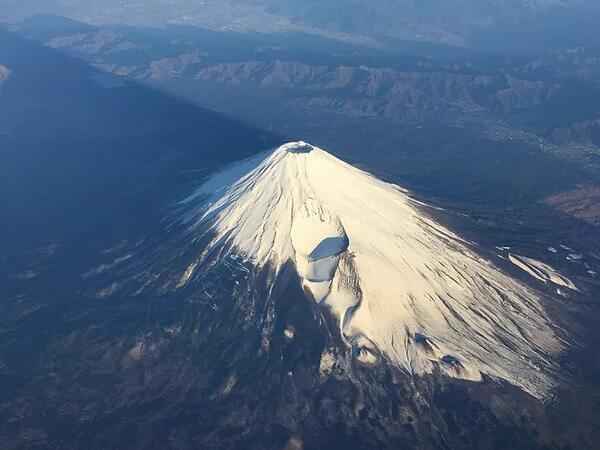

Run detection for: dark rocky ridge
[[17, 21, 600, 184]]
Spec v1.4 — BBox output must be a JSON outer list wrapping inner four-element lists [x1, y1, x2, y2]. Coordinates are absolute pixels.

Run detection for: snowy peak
[[186, 141, 369, 273], [181, 142, 565, 398]]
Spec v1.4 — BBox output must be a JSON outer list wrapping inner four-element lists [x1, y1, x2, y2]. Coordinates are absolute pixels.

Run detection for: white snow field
[[181, 141, 565, 398]]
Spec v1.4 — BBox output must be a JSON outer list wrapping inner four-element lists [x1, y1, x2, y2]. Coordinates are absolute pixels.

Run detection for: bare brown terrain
[[545, 185, 600, 225]]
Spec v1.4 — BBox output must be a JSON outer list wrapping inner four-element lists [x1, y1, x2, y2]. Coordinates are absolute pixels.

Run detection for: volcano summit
[[179, 141, 565, 399]]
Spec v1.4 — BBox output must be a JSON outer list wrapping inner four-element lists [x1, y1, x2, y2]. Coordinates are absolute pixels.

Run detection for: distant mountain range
[[10, 15, 600, 205], [3, 0, 600, 51]]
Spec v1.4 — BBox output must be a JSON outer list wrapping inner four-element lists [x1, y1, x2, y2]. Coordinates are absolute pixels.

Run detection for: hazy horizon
[[3, 0, 600, 51]]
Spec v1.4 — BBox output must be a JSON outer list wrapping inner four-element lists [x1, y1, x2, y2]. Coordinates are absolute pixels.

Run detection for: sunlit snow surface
[[182, 142, 564, 398], [509, 254, 578, 291]]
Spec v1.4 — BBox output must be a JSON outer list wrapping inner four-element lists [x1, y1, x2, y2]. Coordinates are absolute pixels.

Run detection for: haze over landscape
[[4, 0, 600, 51], [1, 2, 600, 450]]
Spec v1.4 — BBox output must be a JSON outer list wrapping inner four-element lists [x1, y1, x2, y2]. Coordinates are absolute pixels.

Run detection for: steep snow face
[[182, 141, 563, 398]]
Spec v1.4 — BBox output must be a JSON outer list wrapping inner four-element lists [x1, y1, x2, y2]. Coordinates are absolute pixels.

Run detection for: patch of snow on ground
[[509, 254, 578, 291], [177, 261, 198, 288], [0, 64, 10, 86]]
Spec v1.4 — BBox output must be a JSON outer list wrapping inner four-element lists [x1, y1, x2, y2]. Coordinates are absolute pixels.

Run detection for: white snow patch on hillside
[[509, 254, 578, 291], [0, 65, 11, 88], [181, 141, 564, 398]]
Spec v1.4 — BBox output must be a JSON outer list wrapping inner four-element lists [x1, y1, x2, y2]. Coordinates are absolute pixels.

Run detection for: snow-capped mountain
[[178, 141, 566, 398]]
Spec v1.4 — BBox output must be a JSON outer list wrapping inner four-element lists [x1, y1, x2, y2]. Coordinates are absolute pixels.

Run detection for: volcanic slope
[[181, 141, 565, 398]]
